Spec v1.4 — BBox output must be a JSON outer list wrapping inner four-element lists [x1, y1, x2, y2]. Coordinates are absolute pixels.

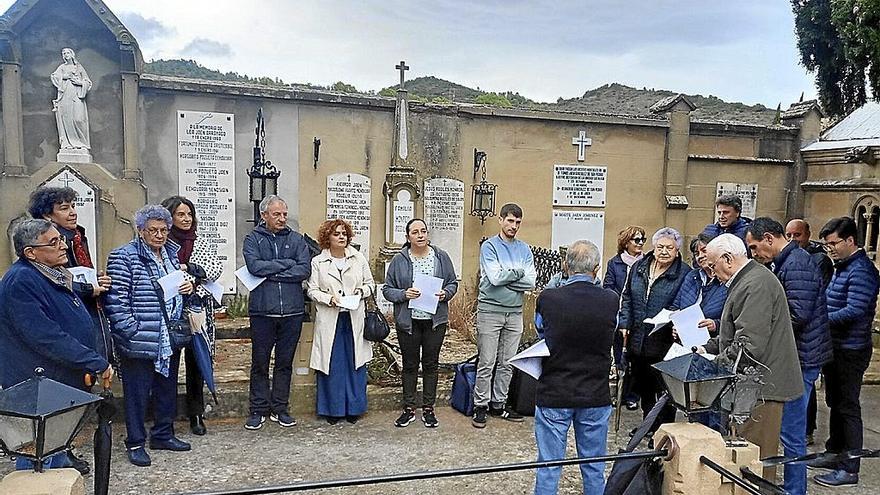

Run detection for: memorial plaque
[[424, 178, 464, 277], [392, 189, 414, 245], [551, 210, 605, 264], [177, 110, 236, 294], [553, 164, 607, 207], [715, 182, 758, 219], [327, 173, 371, 256], [43, 167, 98, 262]]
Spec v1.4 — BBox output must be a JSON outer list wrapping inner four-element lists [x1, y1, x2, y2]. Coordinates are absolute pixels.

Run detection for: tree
[[474, 92, 513, 108], [792, 0, 880, 116], [330, 81, 359, 93]]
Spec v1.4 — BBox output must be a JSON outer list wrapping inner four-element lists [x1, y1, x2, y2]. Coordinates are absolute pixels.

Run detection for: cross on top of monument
[[59, 171, 75, 188], [396, 60, 409, 90], [571, 130, 592, 162]]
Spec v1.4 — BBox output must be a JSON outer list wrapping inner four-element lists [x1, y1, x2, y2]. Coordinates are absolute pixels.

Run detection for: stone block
[[0, 469, 84, 495], [655, 422, 726, 495]]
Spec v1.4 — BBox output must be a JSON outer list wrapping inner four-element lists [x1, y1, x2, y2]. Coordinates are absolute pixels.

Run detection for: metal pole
[[699, 455, 762, 495], [183, 450, 668, 495]]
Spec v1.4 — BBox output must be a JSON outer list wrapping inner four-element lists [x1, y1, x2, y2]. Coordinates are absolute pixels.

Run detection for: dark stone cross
[[59, 171, 75, 188], [396, 60, 409, 90]]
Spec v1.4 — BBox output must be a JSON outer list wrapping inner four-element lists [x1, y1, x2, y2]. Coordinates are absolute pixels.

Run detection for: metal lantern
[[470, 149, 497, 224], [0, 371, 102, 472], [652, 353, 736, 416], [247, 107, 281, 223]]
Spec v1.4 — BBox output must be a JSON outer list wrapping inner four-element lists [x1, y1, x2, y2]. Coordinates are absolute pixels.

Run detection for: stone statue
[[51, 48, 92, 157]]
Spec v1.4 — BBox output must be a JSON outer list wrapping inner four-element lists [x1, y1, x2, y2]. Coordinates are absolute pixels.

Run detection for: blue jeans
[[780, 366, 820, 495], [534, 405, 611, 494], [15, 451, 70, 470]]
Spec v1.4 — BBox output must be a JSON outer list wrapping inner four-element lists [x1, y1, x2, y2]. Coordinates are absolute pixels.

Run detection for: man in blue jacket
[[745, 217, 831, 495], [0, 219, 112, 470], [242, 195, 312, 430], [808, 217, 879, 487], [701, 194, 751, 243]]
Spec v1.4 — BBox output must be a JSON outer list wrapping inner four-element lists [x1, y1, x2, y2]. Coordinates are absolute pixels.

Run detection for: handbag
[[152, 279, 193, 351], [450, 354, 478, 416], [363, 289, 391, 342]]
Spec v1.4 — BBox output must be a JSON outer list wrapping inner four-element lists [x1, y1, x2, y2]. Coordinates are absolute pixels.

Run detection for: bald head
[[785, 219, 811, 249]]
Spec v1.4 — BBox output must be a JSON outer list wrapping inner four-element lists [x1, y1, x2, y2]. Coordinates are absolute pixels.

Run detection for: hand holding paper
[[235, 266, 266, 292], [508, 340, 550, 379], [669, 303, 710, 349], [408, 273, 443, 315], [157, 270, 186, 301]]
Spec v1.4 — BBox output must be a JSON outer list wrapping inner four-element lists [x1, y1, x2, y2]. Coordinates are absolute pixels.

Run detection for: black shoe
[[490, 405, 525, 422], [625, 400, 639, 411], [67, 450, 90, 475], [149, 436, 191, 452], [422, 407, 439, 428], [189, 415, 207, 436], [345, 415, 360, 424], [127, 446, 151, 467], [244, 413, 266, 430], [395, 408, 416, 427], [326, 416, 341, 425], [270, 412, 297, 427], [472, 406, 488, 428], [813, 469, 859, 487]]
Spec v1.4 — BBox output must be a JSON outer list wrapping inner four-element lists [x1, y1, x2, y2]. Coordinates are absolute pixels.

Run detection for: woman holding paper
[[162, 195, 223, 436], [671, 233, 728, 336], [384, 219, 458, 428], [307, 219, 375, 424]]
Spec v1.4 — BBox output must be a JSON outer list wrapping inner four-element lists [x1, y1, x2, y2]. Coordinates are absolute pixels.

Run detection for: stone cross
[[571, 130, 592, 162], [58, 171, 76, 188], [396, 60, 409, 90]]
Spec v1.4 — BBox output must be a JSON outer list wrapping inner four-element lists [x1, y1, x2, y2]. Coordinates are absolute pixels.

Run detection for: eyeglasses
[[631, 237, 646, 244], [822, 239, 845, 251], [27, 236, 64, 249], [706, 253, 731, 272], [145, 227, 169, 237]]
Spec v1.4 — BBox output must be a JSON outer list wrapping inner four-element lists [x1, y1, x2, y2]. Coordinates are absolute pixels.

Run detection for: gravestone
[[392, 189, 414, 245], [177, 110, 237, 293], [551, 210, 605, 262], [553, 164, 607, 207], [327, 173, 372, 256], [43, 167, 98, 262], [716, 182, 758, 219], [424, 177, 464, 277]]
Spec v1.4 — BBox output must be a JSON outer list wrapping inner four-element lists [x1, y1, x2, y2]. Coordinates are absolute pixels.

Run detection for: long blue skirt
[[316, 313, 368, 417]]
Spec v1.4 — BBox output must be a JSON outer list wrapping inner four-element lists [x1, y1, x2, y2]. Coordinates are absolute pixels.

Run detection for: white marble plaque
[[551, 210, 605, 265], [715, 182, 758, 219], [553, 164, 607, 207], [327, 173, 371, 257], [424, 178, 464, 277], [392, 189, 414, 245], [43, 167, 98, 262], [177, 110, 236, 294]]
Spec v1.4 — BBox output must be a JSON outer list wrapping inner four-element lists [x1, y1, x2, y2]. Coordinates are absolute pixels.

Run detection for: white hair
[[652, 227, 683, 250], [259, 195, 286, 213], [706, 233, 747, 258], [566, 240, 601, 274]]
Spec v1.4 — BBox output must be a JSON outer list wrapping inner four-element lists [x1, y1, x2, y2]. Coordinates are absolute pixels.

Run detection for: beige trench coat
[[307, 247, 374, 375]]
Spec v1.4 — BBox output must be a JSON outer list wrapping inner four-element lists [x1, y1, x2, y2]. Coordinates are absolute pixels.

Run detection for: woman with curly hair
[[307, 219, 375, 424]]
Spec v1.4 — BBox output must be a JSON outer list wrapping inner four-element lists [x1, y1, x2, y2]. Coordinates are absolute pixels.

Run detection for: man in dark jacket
[[701, 194, 752, 244], [808, 217, 879, 487], [534, 240, 618, 494], [242, 195, 312, 431], [745, 218, 831, 495], [0, 219, 111, 470]]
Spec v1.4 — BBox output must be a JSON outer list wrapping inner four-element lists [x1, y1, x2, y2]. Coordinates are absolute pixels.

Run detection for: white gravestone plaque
[[177, 111, 236, 294], [553, 165, 607, 207], [327, 173, 371, 257], [392, 189, 414, 245], [424, 178, 464, 277], [551, 210, 605, 265], [44, 167, 98, 263], [715, 183, 758, 220]]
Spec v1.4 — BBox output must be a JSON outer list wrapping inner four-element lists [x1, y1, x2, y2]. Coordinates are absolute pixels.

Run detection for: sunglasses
[[630, 237, 646, 244]]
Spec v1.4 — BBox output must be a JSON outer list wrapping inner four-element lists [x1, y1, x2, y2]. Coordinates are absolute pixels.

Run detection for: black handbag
[[152, 279, 193, 351], [363, 289, 390, 342]]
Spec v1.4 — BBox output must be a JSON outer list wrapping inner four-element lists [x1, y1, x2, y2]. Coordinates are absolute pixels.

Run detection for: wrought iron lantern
[[0, 370, 102, 472], [247, 107, 281, 224], [652, 353, 735, 416], [470, 149, 497, 224]]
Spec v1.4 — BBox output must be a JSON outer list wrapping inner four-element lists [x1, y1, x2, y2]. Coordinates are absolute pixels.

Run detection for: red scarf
[[169, 226, 197, 264], [71, 229, 93, 268]]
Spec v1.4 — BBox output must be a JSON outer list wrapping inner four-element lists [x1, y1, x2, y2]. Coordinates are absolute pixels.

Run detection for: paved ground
[[3, 385, 880, 494]]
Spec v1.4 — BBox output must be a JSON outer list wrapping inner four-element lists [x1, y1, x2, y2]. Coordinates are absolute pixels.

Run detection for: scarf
[[169, 226, 197, 264], [621, 251, 643, 267]]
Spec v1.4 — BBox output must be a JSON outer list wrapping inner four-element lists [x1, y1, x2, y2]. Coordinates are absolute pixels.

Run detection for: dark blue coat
[[0, 260, 108, 388], [825, 249, 879, 351], [618, 251, 689, 358], [105, 238, 184, 360], [772, 241, 832, 368], [603, 254, 630, 295], [701, 216, 752, 241], [243, 224, 312, 317], [671, 267, 728, 333]]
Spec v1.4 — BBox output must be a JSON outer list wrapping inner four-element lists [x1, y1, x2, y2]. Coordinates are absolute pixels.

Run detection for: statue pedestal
[[0, 469, 84, 495], [56, 149, 92, 164]]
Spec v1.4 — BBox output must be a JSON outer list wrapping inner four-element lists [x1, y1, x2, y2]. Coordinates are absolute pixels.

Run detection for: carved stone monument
[[716, 182, 758, 219], [424, 177, 464, 276], [550, 210, 605, 260], [327, 173, 372, 257], [51, 48, 92, 163]]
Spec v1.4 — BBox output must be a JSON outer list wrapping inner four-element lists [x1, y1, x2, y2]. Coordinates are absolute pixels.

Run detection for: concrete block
[[0, 469, 84, 495]]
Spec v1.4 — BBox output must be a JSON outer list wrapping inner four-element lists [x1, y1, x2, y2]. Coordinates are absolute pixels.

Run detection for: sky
[[1, 0, 818, 107]]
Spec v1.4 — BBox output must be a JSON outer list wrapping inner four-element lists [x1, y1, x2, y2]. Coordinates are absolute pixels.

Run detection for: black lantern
[[247, 107, 281, 224], [652, 353, 735, 416], [0, 370, 102, 472], [470, 149, 497, 224]]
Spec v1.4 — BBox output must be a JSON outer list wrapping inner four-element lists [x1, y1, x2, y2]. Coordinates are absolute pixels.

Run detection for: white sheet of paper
[[408, 273, 443, 315], [68, 266, 98, 287], [339, 295, 361, 311], [508, 340, 550, 380], [203, 280, 225, 304], [235, 266, 266, 292], [670, 303, 711, 349], [157, 270, 186, 301], [663, 343, 692, 361], [645, 308, 675, 334]]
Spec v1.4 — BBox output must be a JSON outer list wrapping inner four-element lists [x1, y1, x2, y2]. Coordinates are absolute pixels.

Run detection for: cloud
[[181, 38, 233, 58], [118, 12, 174, 44]]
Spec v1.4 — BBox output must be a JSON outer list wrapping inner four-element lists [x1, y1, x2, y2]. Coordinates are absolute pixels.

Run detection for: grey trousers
[[473, 310, 523, 408]]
